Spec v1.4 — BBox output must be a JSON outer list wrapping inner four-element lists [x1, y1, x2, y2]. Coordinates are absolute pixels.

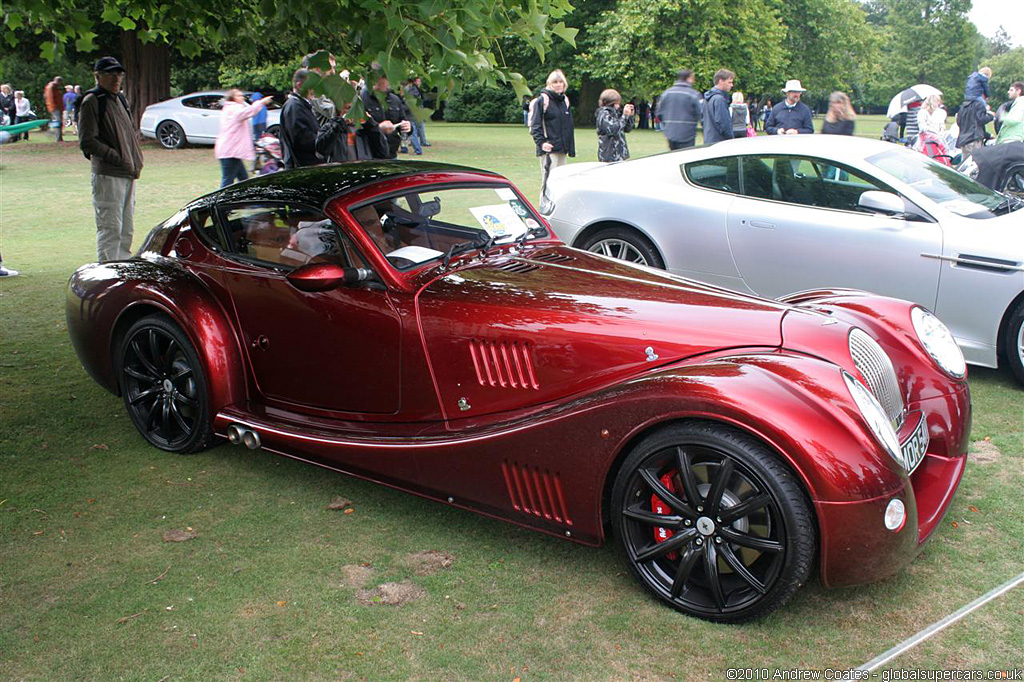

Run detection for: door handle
[[749, 220, 775, 229]]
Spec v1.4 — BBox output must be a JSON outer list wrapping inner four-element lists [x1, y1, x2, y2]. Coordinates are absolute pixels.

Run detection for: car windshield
[[348, 184, 547, 270], [866, 149, 1006, 219]]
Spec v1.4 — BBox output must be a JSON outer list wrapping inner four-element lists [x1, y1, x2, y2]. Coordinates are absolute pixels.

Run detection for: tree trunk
[[119, 30, 170, 132], [576, 76, 603, 127]]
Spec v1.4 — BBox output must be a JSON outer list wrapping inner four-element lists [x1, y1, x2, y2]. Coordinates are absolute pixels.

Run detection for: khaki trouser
[[92, 173, 136, 262], [539, 152, 568, 206]]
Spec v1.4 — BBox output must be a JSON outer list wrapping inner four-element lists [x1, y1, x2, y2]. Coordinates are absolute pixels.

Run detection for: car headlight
[[910, 307, 966, 379], [843, 370, 904, 469]]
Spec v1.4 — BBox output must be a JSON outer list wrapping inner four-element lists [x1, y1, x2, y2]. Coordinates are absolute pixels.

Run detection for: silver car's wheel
[[156, 120, 186, 149], [581, 227, 665, 269]]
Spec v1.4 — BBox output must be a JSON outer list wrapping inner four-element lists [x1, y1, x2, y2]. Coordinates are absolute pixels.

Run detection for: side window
[[181, 96, 204, 109], [218, 204, 367, 269], [202, 95, 224, 110], [742, 156, 890, 212], [683, 157, 739, 194], [189, 208, 226, 250]]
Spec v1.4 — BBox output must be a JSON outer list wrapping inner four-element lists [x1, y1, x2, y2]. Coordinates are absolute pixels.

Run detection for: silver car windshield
[[865, 150, 1005, 218]]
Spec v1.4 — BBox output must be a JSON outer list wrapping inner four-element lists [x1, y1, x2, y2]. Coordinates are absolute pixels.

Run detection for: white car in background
[[140, 91, 282, 149]]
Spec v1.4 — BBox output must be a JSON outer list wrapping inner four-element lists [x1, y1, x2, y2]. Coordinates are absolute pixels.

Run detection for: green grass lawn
[[1, 121, 1022, 680]]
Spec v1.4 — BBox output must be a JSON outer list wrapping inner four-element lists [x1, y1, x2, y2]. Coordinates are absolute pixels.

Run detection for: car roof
[[189, 160, 499, 210]]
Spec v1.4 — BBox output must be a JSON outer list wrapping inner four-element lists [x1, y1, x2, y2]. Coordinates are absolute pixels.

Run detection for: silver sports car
[[544, 136, 1024, 385], [140, 91, 282, 149]]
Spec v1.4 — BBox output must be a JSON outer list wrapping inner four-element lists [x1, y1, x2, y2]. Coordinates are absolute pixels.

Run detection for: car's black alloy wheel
[[156, 120, 186, 149], [581, 226, 665, 269], [118, 316, 214, 453], [612, 422, 815, 622]]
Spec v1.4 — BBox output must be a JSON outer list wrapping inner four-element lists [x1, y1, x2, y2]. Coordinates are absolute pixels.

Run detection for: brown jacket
[[78, 87, 144, 179], [44, 81, 63, 113]]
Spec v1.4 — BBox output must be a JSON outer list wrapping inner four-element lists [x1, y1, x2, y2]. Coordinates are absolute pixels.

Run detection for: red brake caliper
[[650, 470, 679, 560]]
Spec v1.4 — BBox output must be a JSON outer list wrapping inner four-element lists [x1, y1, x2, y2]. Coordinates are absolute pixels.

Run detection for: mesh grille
[[469, 340, 539, 390], [849, 328, 905, 429]]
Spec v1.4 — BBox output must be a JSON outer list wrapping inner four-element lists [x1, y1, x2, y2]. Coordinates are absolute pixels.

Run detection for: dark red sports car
[[67, 161, 971, 622]]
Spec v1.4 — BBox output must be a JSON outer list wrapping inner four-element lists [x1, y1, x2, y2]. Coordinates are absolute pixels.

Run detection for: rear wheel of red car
[[611, 422, 815, 623], [580, 227, 664, 269], [117, 315, 214, 453], [1004, 301, 1024, 386]]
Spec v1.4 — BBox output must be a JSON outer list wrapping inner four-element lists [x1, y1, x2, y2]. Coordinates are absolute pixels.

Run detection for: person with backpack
[[529, 69, 575, 207], [78, 56, 144, 263]]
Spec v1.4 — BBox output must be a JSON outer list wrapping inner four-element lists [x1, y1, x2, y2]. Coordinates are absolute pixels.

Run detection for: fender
[[66, 258, 247, 413]]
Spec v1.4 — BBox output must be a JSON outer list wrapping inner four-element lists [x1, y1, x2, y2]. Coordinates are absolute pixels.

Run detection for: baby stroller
[[254, 133, 283, 175], [913, 131, 953, 166]]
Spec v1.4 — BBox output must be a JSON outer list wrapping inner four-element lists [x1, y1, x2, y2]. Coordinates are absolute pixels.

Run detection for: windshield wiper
[[514, 225, 549, 249], [992, 195, 1022, 215], [442, 234, 495, 268]]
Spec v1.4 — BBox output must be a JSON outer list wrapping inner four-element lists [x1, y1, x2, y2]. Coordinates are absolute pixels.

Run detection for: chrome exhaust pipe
[[227, 424, 244, 445], [241, 429, 261, 450]]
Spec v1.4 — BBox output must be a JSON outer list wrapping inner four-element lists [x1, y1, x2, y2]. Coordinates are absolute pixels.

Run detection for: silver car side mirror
[[858, 190, 906, 216]]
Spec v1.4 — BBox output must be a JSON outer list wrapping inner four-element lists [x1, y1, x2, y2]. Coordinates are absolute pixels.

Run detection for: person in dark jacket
[[360, 74, 412, 159], [595, 89, 635, 162], [529, 69, 575, 206], [280, 69, 321, 169], [658, 69, 702, 149], [955, 97, 995, 159], [315, 101, 379, 163], [821, 91, 856, 135], [766, 79, 814, 135], [78, 56, 144, 263], [701, 69, 735, 145]]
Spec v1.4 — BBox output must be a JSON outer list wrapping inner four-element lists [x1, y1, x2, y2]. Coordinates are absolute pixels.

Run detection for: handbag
[[746, 126, 756, 138]]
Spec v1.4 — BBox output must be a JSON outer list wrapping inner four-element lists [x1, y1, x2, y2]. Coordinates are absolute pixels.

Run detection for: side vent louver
[[533, 252, 574, 264], [469, 340, 539, 389], [501, 460, 573, 525], [497, 261, 541, 274]]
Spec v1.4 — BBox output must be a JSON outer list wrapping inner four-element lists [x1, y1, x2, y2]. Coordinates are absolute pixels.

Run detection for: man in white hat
[[766, 79, 814, 135]]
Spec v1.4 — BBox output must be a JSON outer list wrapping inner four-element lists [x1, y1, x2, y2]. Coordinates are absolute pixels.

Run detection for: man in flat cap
[[79, 56, 144, 262]]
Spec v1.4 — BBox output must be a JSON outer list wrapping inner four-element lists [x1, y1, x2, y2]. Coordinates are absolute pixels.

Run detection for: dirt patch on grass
[[162, 528, 197, 542], [339, 564, 374, 588], [404, 550, 455, 576], [971, 439, 1002, 463], [356, 580, 427, 606]]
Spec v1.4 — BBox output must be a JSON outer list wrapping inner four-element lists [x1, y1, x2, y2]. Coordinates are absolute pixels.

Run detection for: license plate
[[900, 416, 929, 474]]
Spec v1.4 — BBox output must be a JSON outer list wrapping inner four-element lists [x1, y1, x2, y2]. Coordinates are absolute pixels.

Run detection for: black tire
[[265, 124, 281, 138], [117, 315, 215, 453], [580, 226, 665, 269], [1003, 301, 1024, 387], [156, 120, 186, 149], [610, 421, 815, 623]]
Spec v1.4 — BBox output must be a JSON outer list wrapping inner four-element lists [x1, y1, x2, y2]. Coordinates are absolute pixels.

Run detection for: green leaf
[[316, 74, 356, 113], [344, 96, 366, 124], [301, 72, 323, 97], [178, 39, 201, 57], [40, 41, 55, 62], [100, 6, 121, 24], [6, 13, 23, 30], [550, 21, 578, 47], [305, 49, 333, 73], [75, 31, 97, 52], [118, 17, 137, 30]]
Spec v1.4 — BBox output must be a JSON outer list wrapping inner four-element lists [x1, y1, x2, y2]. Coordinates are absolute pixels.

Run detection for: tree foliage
[[3, 0, 579, 101], [577, 0, 787, 98]]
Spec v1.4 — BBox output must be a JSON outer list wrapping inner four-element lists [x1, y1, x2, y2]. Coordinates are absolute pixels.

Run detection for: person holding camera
[[360, 73, 412, 160], [595, 89, 634, 162]]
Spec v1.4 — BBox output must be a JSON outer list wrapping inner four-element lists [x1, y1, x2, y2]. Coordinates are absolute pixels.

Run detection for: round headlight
[[884, 498, 906, 531], [910, 307, 966, 379], [843, 371, 904, 468]]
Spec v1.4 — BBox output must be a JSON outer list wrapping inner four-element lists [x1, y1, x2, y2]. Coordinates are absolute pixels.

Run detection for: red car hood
[[415, 247, 787, 419]]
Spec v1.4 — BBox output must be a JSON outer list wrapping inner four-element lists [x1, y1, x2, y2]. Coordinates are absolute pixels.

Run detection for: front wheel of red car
[[117, 315, 215, 453], [611, 422, 815, 623]]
